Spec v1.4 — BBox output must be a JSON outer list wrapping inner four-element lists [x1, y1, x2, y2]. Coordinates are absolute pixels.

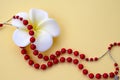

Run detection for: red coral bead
[[108, 47, 112, 50], [13, 16, 16, 19], [110, 44, 113, 47], [90, 58, 93, 61], [67, 57, 72, 63], [67, 49, 73, 54], [43, 56, 49, 61], [103, 73, 108, 79], [0, 24, 3, 27], [55, 51, 61, 56], [47, 61, 53, 67], [61, 48, 66, 53], [29, 30, 34, 36], [60, 57, 65, 63], [34, 63, 40, 69], [114, 63, 118, 67], [23, 20, 28, 25], [94, 57, 98, 61], [109, 72, 115, 78], [89, 73, 94, 79], [53, 58, 59, 64], [27, 25, 33, 30], [28, 60, 34, 66], [74, 51, 79, 56], [73, 59, 79, 64], [115, 71, 118, 75], [16, 16, 19, 19], [19, 17, 23, 21], [21, 49, 27, 54], [30, 44, 36, 50], [50, 54, 56, 60], [30, 37, 35, 43], [82, 69, 88, 75], [118, 42, 120, 46], [33, 50, 39, 55], [114, 42, 117, 46], [41, 64, 47, 70], [85, 58, 89, 61], [95, 73, 101, 79], [38, 53, 43, 59], [24, 55, 30, 60], [116, 67, 119, 71], [78, 64, 84, 70], [80, 54, 85, 59]]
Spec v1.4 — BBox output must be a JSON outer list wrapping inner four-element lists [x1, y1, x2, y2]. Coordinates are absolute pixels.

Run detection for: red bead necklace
[[0, 16, 119, 80]]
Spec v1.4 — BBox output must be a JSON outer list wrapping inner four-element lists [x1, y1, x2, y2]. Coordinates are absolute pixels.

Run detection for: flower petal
[[34, 30, 53, 52], [12, 12, 28, 28], [39, 18, 60, 37], [13, 29, 30, 47], [29, 8, 48, 26]]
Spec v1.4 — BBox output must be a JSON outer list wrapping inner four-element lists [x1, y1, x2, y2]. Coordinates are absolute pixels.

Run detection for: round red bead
[[90, 58, 93, 61], [74, 51, 79, 56], [110, 44, 113, 47], [47, 61, 53, 67], [21, 49, 27, 54], [41, 64, 47, 70], [114, 42, 117, 46], [61, 48, 66, 53], [114, 63, 118, 67], [118, 42, 120, 46], [67, 49, 73, 54], [78, 64, 84, 70], [24, 55, 30, 60], [108, 46, 112, 50], [115, 71, 118, 75], [82, 69, 88, 75], [50, 54, 56, 60], [53, 58, 59, 64], [33, 50, 38, 55], [73, 59, 79, 64], [34, 63, 40, 69], [109, 72, 115, 78], [29, 30, 34, 35], [16, 16, 19, 19], [13, 16, 16, 19], [55, 51, 61, 56], [30, 37, 35, 43], [95, 73, 101, 79], [0, 24, 3, 27], [89, 73, 94, 79], [94, 57, 98, 61], [43, 56, 49, 61], [85, 58, 89, 61], [28, 60, 34, 66], [103, 73, 108, 79], [60, 57, 65, 63], [23, 20, 28, 25], [38, 53, 43, 59], [19, 17, 23, 21], [30, 44, 36, 50], [80, 54, 85, 59], [116, 67, 119, 71], [67, 57, 72, 63], [27, 25, 33, 30]]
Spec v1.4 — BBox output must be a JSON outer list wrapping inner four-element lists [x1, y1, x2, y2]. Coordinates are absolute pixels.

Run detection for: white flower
[[12, 8, 60, 52]]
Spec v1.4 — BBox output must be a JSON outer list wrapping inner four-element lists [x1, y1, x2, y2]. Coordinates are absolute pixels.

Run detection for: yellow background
[[0, 0, 120, 80]]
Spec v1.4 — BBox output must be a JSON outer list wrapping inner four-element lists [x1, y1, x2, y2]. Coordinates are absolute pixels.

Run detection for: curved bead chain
[[1, 16, 119, 80]]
